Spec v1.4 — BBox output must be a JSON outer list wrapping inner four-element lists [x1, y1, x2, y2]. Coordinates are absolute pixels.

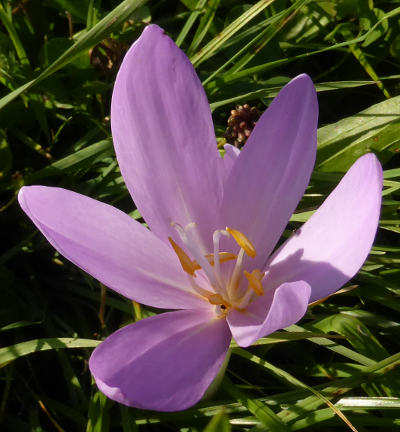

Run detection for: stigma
[[168, 223, 265, 314]]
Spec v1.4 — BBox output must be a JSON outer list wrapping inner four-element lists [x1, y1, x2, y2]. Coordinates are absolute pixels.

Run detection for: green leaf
[[309, 314, 388, 361], [0, 338, 101, 368], [203, 410, 232, 432], [28, 138, 112, 182], [87, 391, 110, 432], [0, 130, 12, 179], [361, 8, 389, 47], [222, 377, 288, 432], [336, 396, 400, 409], [191, 0, 275, 67], [317, 95, 400, 172], [0, 0, 147, 110]]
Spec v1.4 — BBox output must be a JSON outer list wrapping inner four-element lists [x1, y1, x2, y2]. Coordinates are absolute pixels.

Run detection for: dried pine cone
[[224, 104, 260, 148]]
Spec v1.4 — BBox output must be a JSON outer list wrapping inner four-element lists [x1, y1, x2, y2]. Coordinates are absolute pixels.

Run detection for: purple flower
[[18, 25, 382, 412]]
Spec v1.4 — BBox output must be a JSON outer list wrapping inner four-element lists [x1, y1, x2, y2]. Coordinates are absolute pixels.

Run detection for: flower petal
[[111, 25, 222, 251], [266, 153, 383, 302], [222, 144, 240, 180], [89, 309, 231, 411], [227, 281, 311, 347], [221, 74, 318, 268], [18, 186, 208, 309]]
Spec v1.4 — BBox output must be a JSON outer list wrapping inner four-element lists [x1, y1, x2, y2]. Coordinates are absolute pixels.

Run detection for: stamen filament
[[226, 227, 256, 258], [233, 287, 255, 310], [228, 248, 245, 300], [177, 223, 223, 293], [187, 274, 215, 298], [213, 230, 231, 288]]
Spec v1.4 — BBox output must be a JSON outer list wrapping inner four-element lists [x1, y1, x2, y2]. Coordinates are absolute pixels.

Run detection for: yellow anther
[[168, 237, 197, 276], [244, 270, 264, 296], [205, 252, 237, 266], [192, 252, 237, 270], [226, 227, 256, 258]]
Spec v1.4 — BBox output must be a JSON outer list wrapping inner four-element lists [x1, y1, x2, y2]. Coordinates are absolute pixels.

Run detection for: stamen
[[193, 252, 237, 269], [244, 269, 264, 296], [233, 287, 254, 310], [228, 248, 245, 299], [226, 227, 256, 258], [176, 223, 223, 293], [206, 252, 237, 266], [208, 293, 230, 307], [168, 237, 197, 276], [187, 275, 215, 298], [213, 229, 230, 289]]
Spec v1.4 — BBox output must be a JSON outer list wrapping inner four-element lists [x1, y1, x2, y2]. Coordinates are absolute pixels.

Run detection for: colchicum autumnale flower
[[19, 25, 383, 412]]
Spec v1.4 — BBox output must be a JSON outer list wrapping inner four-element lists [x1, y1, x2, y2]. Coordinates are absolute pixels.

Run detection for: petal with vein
[[222, 74, 318, 269], [266, 153, 383, 302], [227, 281, 311, 347], [89, 309, 231, 411], [18, 186, 207, 310], [111, 24, 222, 251], [222, 144, 240, 180]]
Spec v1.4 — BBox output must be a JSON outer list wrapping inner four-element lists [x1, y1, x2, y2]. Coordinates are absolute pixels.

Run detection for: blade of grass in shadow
[[226, 0, 309, 75], [215, 6, 400, 85], [187, 0, 221, 56], [222, 377, 288, 432], [175, 0, 207, 47], [233, 348, 358, 432], [276, 351, 400, 424], [286, 324, 376, 366], [340, 27, 390, 99], [0, 0, 147, 110], [191, 0, 276, 67], [0, 338, 101, 368], [27, 138, 113, 182], [0, 2, 30, 66], [209, 78, 392, 111], [202, 6, 291, 87], [229, 331, 343, 348]]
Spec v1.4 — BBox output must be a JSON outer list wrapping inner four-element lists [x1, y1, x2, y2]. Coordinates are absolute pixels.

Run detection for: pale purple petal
[[266, 153, 383, 302], [18, 186, 208, 310], [89, 309, 231, 411], [111, 24, 222, 251], [221, 74, 318, 269], [222, 144, 240, 180], [227, 281, 311, 347]]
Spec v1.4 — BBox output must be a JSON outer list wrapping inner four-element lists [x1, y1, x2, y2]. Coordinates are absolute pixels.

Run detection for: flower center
[[168, 223, 265, 315]]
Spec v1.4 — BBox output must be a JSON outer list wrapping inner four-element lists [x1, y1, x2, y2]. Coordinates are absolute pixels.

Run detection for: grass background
[[1, 0, 400, 430]]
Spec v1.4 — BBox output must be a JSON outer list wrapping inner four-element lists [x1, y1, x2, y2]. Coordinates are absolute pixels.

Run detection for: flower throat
[[168, 223, 265, 315]]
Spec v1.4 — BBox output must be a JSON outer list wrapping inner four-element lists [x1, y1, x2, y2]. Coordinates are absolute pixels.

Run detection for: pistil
[[213, 229, 230, 289]]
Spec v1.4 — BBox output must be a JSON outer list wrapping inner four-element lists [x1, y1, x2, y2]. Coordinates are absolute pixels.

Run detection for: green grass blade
[[190, 0, 275, 67], [233, 348, 357, 432], [175, 0, 207, 47], [222, 377, 288, 432], [0, 338, 101, 368], [187, 0, 221, 56], [0, 2, 30, 66], [0, 0, 147, 110]]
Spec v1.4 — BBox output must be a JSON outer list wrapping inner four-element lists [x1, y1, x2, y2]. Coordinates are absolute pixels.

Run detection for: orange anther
[[244, 270, 264, 296], [226, 227, 256, 258], [168, 237, 197, 276]]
